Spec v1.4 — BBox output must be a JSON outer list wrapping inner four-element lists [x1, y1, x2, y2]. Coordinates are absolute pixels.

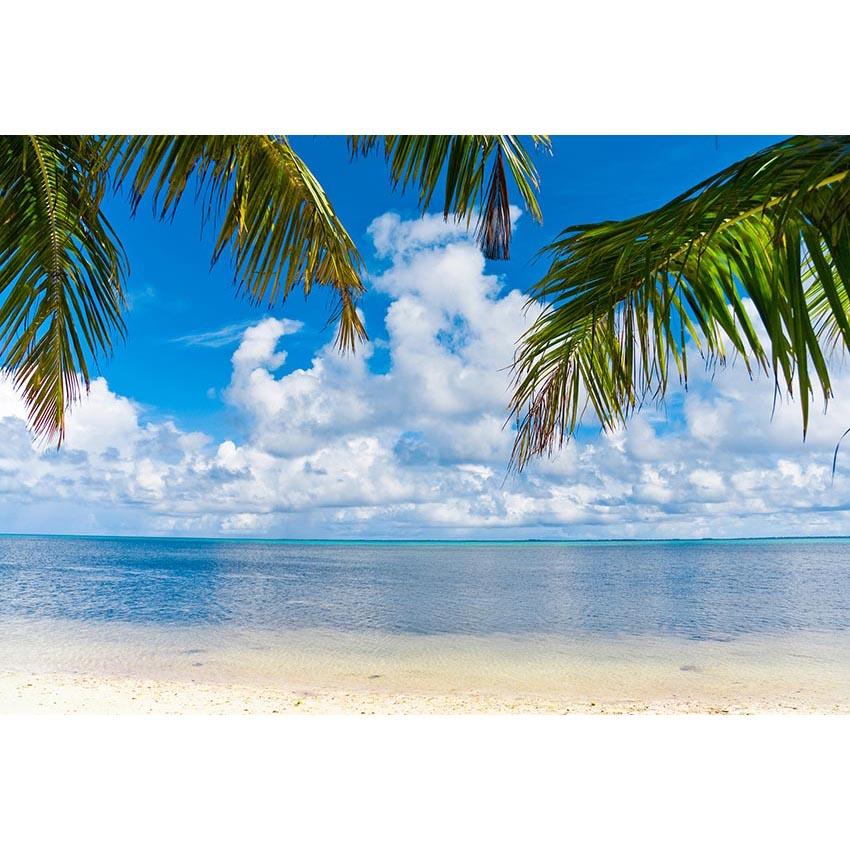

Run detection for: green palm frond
[[349, 135, 549, 259], [510, 135, 850, 470], [0, 135, 126, 443], [106, 135, 367, 351]]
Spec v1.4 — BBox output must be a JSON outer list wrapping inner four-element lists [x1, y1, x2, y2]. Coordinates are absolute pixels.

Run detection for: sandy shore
[[2, 670, 847, 714]]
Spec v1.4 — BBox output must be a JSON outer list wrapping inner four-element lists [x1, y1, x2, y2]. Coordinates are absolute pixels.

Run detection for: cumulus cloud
[[2, 210, 850, 539]]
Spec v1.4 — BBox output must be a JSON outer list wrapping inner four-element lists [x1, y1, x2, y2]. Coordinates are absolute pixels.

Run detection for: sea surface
[[4, 535, 850, 637], [3, 535, 850, 705]]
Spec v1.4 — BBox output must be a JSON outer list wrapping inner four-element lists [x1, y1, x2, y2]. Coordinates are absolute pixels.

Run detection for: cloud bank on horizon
[[2, 210, 850, 539]]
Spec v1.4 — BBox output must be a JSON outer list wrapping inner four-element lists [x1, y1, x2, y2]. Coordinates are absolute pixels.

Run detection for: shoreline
[[4, 621, 850, 715]]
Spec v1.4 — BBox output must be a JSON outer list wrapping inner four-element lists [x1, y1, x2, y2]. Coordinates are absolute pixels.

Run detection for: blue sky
[[105, 136, 782, 435], [8, 135, 850, 540]]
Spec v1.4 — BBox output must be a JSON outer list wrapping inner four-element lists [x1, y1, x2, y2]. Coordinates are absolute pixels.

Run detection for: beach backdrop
[[2, 535, 850, 713]]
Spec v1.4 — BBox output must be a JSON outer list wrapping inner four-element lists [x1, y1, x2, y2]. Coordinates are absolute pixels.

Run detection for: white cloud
[[62, 378, 141, 458], [3, 210, 850, 539]]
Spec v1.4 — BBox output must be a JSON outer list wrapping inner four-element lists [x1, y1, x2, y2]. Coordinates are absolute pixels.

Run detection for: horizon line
[[2, 531, 850, 545]]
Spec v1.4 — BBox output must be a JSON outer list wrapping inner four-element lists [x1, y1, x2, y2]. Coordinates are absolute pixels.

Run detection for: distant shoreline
[[3, 532, 850, 546]]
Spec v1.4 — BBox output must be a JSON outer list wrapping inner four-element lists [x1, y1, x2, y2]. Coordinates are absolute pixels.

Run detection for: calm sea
[[2, 535, 850, 640]]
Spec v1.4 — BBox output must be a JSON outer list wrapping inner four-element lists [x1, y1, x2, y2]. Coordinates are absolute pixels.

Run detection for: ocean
[[3, 534, 850, 709], [3, 535, 850, 637]]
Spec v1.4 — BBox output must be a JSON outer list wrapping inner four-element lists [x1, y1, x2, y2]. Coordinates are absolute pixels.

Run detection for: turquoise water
[[2, 535, 850, 641]]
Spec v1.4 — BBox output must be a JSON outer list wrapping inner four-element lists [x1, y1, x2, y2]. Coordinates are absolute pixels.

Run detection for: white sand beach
[[3, 669, 848, 714]]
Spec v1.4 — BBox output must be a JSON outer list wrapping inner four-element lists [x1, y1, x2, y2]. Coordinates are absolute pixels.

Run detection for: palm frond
[[106, 135, 366, 350], [0, 135, 126, 443], [349, 135, 549, 259], [510, 135, 850, 470]]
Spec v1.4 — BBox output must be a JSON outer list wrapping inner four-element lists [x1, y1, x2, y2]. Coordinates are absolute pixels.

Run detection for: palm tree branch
[[107, 135, 367, 350], [0, 135, 126, 443], [510, 136, 850, 470], [349, 135, 549, 259]]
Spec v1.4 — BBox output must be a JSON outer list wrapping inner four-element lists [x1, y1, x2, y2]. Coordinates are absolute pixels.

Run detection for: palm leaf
[[349, 135, 549, 259], [0, 135, 126, 443], [510, 135, 850, 470], [106, 135, 367, 350]]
